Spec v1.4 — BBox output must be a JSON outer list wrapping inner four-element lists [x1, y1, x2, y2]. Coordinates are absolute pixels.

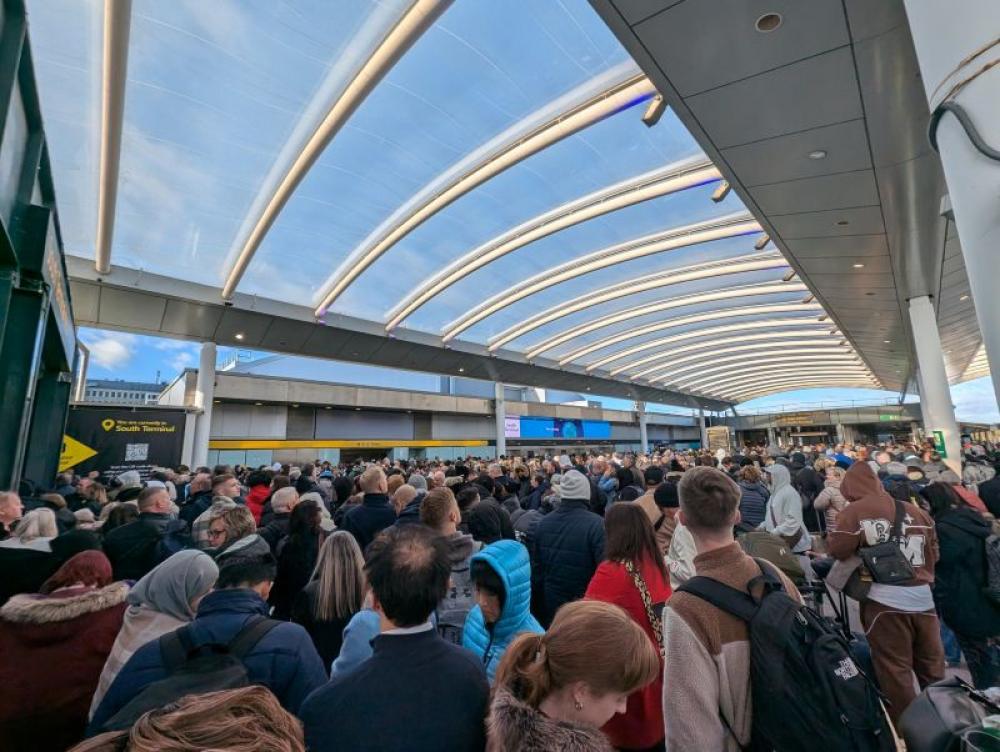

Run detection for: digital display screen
[[505, 416, 611, 440]]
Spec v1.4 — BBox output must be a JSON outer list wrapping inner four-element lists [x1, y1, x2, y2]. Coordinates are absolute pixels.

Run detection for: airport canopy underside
[[30, 0, 985, 408]]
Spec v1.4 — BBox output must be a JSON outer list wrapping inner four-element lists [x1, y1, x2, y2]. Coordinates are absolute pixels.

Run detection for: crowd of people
[[0, 435, 998, 751]]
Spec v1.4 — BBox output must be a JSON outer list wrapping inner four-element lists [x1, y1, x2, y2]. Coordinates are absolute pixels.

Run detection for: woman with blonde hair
[[70, 686, 304, 752], [488, 599, 660, 751], [291, 530, 367, 669], [0, 507, 58, 551]]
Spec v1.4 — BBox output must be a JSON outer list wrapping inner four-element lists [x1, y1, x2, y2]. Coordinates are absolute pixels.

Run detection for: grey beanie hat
[[560, 469, 590, 501], [407, 473, 428, 491]]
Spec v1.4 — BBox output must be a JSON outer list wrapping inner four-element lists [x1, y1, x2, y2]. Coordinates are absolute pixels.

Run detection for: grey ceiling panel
[[160, 299, 223, 339], [722, 119, 872, 187], [258, 319, 316, 352], [686, 47, 862, 149], [749, 170, 879, 215], [786, 233, 889, 258], [632, 0, 848, 96], [69, 281, 100, 323], [98, 288, 166, 331], [770, 206, 886, 240], [214, 309, 272, 346], [613, 0, 682, 25]]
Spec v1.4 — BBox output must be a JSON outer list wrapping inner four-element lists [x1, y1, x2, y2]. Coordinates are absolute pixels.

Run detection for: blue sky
[[79, 326, 999, 423]]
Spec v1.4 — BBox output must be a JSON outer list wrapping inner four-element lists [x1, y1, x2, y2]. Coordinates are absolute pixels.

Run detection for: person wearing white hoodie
[[759, 463, 811, 554]]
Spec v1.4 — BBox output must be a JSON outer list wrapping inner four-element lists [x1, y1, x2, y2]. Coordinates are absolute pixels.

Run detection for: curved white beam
[[558, 303, 821, 366], [669, 358, 866, 391], [488, 251, 786, 351], [220, 0, 451, 299], [525, 280, 806, 359], [95, 0, 132, 275], [732, 379, 883, 401], [615, 332, 843, 378], [681, 366, 875, 395], [385, 156, 722, 330], [313, 64, 657, 315], [646, 348, 856, 384], [444, 212, 759, 342]]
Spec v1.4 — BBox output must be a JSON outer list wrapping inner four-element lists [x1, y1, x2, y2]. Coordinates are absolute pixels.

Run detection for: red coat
[[585, 557, 671, 749], [0, 582, 129, 751], [246, 484, 271, 524]]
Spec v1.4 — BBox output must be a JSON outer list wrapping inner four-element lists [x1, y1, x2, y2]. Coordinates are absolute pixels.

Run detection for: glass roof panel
[[240, 0, 631, 304]]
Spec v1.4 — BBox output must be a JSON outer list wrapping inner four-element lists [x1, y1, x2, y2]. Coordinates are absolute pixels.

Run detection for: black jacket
[[933, 507, 1000, 639], [530, 499, 605, 627], [269, 533, 322, 620], [179, 489, 213, 526], [291, 581, 354, 671], [394, 495, 424, 526], [300, 628, 489, 752], [258, 513, 291, 554], [978, 475, 1000, 518], [102, 513, 191, 581], [340, 494, 395, 552]]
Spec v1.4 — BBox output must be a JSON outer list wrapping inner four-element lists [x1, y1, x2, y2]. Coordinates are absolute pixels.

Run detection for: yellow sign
[[101, 418, 177, 434], [102, 419, 115, 431], [59, 435, 98, 472]]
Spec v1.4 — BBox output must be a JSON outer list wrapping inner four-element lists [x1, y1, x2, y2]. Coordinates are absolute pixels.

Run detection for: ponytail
[[493, 632, 551, 707]]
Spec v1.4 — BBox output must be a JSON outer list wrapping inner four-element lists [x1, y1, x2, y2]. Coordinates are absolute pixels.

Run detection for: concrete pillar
[[636, 401, 649, 454], [910, 421, 921, 444], [698, 407, 709, 450], [908, 295, 962, 473], [191, 342, 216, 470], [904, 0, 1000, 412], [181, 411, 197, 468], [494, 381, 506, 459], [766, 426, 777, 448], [73, 341, 90, 402]]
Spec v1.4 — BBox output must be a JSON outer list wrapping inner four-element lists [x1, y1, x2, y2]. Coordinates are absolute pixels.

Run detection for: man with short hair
[[178, 472, 212, 523], [102, 487, 191, 581], [89, 536, 326, 732], [301, 525, 489, 751], [258, 486, 299, 553], [421, 487, 482, 644], [0, 491, 23, 540], [429, 470, 445, 490], [530, 469, 605, 627], [663, 466, 800, 750], [634, 465, 664, 531], [340, 466, 395, 552]]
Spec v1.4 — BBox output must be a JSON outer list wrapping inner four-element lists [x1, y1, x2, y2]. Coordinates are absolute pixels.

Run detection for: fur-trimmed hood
[[487, 687, 614, 752], [0, 581, 130, 625]]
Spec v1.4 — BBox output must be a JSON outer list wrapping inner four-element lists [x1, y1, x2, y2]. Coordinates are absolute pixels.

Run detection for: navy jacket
[[394, 494, 425, 526], [530, 499, 605, 627], [88, 589, 327, 733], [178, 490, 213, 526], [738, 481, 769, 528], [301, 627, 489, 752], [340, 494, 396, 552], [102, 513, 190, 582]]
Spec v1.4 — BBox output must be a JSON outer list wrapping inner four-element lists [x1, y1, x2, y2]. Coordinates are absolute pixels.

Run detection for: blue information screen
[[510, 416, 611, 440]]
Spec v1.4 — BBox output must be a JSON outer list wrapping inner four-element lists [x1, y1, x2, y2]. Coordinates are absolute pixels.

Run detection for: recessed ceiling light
[[808, 150, 827, 160], [960, 294, 970, 301], [291, 403, 299, 407], [324, 406, 332, 410], [354, 407, 361, 411], [852, 263, 864, 268], [254, 402, 262, 406], [458, 367, 465, 373], [884, 340, 891, 344], [755, 12, 783, 32], [234, 332, 245, 340]]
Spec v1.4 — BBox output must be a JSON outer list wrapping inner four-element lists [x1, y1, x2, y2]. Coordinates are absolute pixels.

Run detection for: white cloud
[[87, 332, 137, 370], [170, 351, 195, 372]]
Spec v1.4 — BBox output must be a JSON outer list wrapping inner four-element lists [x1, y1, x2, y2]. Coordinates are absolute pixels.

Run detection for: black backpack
[[101, 615, 280, 732], [678, 560, 894, 752]]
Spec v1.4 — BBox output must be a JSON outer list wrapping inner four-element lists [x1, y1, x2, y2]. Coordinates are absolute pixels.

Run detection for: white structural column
[[904, 1, 1000, 410], [494, 382, 506, 459], [636, 401, 648, 454], [766, 426, 777, 448], [191, 342, 217, 470], [908, 296, 961, 473], [698, 407, 709, 450]]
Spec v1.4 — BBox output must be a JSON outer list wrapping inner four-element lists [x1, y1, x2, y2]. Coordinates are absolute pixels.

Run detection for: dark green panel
[[0, 282, 44, 488], [22, 325, 71, 486]]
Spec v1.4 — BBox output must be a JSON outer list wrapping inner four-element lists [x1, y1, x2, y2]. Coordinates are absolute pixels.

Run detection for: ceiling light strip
[[488, 251, 785, 351], [313, 67, 657, 315], [616, 333, 843, 378], [559, 302, 819, 366], [444, 213, 760, 342], [526, 281, 807, 359], [95, 0, 132, 275], [386, 156, 721, 331], [220, 0, 452, 300]]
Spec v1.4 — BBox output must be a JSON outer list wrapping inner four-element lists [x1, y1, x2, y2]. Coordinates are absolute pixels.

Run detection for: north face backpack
[[101, 615, 280, 732], [678, 560, 894, 752]]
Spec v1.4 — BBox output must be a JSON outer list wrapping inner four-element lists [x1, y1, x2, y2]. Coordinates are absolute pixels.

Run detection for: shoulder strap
[[677, 576, 760, 623], [159, 626, 193, 671], [654, 512, 667, 531], [890, 499, 907, 541], [623, 560, 664, 653], [228, 615, 281, 659]]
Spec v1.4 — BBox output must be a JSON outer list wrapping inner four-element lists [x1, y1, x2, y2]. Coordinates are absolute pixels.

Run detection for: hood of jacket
[[445, 531, 478, 566], [0, 581, 129, 625], [840, 461, 891, 503], [195, 587, 270, 619], [472, 540, 533, 640], [767, 463, 791, 493], [488, 688, 613, 752]]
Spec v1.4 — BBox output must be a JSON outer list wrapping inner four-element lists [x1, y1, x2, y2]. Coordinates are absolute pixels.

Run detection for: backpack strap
[[890, 499, 907, 543], [228, 615, 281, 659], [159, 626, 194, 671], [654, 512, 667, 532], [677, 577, 759, 623]]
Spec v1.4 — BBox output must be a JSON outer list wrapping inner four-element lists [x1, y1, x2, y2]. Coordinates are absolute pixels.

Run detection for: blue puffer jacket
[[88, 589, 327, 734], [462, 540, 543, 683]]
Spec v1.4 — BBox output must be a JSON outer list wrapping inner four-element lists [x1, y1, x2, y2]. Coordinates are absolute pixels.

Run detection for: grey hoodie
[[760, 464, 811, 552], [435, 532, 483, 646]]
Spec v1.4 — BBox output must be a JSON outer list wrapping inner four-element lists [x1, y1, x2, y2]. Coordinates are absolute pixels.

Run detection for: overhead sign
[[507, 416, 611, 440], [706, 426, 731, 453], [63, 406, 186, 479]]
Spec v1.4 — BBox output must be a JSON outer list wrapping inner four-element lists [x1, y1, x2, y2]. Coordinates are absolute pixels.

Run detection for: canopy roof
[[28, 0, 883, 404]]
